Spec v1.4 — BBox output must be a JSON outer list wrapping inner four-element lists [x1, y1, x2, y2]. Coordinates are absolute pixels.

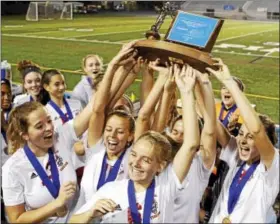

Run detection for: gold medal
[[222, 216, 231, 224]]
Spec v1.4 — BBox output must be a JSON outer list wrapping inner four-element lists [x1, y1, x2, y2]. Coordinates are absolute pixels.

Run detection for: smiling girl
[[72, 54, 104, 108], [1, 47, 133, 223], [13, 60, 46, 106], [206, 58, 279, 223], [69, 64, 200, 223]]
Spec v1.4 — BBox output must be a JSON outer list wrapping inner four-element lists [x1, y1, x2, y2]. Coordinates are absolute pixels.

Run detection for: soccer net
[[26, 1, 73, 21]]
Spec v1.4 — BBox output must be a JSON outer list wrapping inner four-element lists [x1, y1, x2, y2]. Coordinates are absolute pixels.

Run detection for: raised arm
[[195, 71, 217, 169], [108, 57, 143, 110], [206, 58, 275, 169], [140, 61, 155, 106], [151, 66, 176, 132], [173, 64, 200, 183], [134, 61, 170, 141], [87, 44, 136, 147]]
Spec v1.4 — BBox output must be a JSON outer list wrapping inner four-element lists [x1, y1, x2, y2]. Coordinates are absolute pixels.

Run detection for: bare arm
[[140, 62, 154, 106], [151, 70, 176, 132], [6, 201, 62, 224], [87, 45, 136, 147], [195, 72, 217, 169], [216, 119, 231, 148], [6, 182, 76, 223], [108, 57, 143, 110], [134, 62, 169, 141], [207, 58, 275, 169], [173, 65, 200, 183]]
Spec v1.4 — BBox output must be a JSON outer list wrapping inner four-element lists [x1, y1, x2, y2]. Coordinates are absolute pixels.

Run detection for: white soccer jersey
[[76, 139, 132, 210], [209, 137, 279, 223], [13, 93, 32, 107], [45, 98, 85, 170], [75, 164, 183, 223], [2, 121, 79, 223], [173, 152, 213, 223], [45, 98, 82, 131], [72, 76, 94, 108]]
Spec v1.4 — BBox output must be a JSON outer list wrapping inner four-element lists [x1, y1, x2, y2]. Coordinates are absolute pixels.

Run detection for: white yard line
[[68, 29, 146, 39], [216, 29, 278, 42], [2, 34, 123, 45], [212, 50, 279, 58]]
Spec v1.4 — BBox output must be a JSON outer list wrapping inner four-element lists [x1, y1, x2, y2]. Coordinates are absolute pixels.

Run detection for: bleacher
[[244, 0, 279, 20], [180, 0, 279, 20]]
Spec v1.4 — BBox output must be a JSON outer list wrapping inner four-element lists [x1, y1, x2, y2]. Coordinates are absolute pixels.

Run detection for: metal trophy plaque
[[135, 3, 224, 72]]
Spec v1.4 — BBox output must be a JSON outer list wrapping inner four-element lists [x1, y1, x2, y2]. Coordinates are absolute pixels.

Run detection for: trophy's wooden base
[[134, 39, 215, 72]]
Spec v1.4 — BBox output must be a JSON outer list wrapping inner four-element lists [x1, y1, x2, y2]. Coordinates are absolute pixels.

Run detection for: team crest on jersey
[[151, 195, 160, 220]]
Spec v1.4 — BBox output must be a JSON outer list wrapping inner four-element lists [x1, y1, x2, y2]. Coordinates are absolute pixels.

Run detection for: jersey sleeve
[[260, 148, 279, 205], [158, 164, 184, 197], [74, 182, 114, 215], [72, 80, 87, 108], [219, 136, 238, 169], [56, 120, 79, 151], [2, 167, 24, 206], [196, 152, 214, 183]]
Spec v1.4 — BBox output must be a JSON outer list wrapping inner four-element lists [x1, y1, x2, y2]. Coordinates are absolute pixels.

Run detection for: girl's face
[[221, 86, 235, 108], [103, 115, 134, 157], [84, 56, 102, 79], [23, 72, 42, 97], [44, 74, 66, 99], [170, 119, 184, 144], [22, 108, 54, 151], [236, 125, 260, 163], [1, 84, 12, 110], [128, 139, 163, 185]]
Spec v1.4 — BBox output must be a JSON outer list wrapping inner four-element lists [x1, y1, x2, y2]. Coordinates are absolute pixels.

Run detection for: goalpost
[[26, 1, 73, 21]]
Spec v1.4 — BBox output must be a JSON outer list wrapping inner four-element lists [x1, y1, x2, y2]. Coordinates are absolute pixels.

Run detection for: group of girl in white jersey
[[1, 40, 279, 223]]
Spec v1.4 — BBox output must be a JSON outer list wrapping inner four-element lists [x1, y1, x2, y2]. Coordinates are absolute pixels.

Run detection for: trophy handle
[[145, 2, 175, 40]]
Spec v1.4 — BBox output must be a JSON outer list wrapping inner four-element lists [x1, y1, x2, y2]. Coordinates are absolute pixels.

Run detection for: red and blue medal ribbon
[[97, 150, 126, 190], [219, 103, 237, 127], [228, 160, 259, 214], [128, 179, 155, 224], [24, 145, 60, 198], [48, 97, 73, 123]]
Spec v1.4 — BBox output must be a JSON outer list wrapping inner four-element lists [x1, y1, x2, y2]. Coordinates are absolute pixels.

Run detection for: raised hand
[[175, 64, 196, 93], [206, 58, 232, 83], [164, 64, 176, 93], [109, 41, 138, 67], [148, 59, 169, 76], [90, 199, 118, 218], [56, 181, 76, 208], [131, 56, 144, 74]]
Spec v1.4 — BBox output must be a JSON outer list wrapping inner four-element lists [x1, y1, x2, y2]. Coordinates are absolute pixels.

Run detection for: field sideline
[[1, 14, 279, 121]]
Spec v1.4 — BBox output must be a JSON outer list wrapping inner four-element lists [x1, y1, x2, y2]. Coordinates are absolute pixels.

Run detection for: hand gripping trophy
[[135, 2, 224, 72]]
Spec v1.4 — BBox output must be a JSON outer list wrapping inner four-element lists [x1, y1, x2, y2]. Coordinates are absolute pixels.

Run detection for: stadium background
[[1, 1, 279, 123]]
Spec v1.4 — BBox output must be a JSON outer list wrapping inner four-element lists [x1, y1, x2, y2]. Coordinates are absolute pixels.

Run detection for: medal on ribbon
[[97, 150, 127, 190], [48, 97, 73, 124], [24, 145, 60, 198], [225, 160, 259, 223], [128, 179, 155, 224]]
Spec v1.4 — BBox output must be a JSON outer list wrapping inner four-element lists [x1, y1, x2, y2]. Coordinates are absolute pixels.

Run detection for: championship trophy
[[134, 2, 224, 72]]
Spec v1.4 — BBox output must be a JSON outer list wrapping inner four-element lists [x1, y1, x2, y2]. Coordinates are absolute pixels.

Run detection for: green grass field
[[1, 14, 279, 122]]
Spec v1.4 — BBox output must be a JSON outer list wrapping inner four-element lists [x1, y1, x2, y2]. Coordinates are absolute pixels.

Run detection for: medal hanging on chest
[[48, 97, 73, 124], [127, 179, 155, 224], [225, 160, 259, 223], [24, 145, 60, 198], [97, 150, 126, 190]]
